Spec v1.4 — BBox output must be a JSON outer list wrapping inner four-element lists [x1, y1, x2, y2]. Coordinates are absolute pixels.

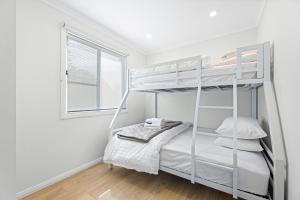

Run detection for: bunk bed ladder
[[191, 77, 239, 198], [191, 67, 239, 199]]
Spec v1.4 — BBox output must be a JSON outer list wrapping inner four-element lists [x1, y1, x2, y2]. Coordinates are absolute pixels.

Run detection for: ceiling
[[52, 0, 265, 54]]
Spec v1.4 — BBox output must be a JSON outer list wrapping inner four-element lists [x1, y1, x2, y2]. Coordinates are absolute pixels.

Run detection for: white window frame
[[60, 25, 128, 119]]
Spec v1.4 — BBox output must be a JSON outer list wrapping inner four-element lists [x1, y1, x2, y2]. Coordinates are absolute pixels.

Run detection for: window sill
[[60, 108, 128, 120]]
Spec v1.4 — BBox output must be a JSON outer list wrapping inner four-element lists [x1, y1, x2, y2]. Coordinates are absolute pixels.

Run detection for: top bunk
[[129, 42, 270, 92]]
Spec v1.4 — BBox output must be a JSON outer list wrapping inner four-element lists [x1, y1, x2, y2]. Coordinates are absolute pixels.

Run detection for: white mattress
[[160, 128, 270, 196], [131, 63, 257, 89]]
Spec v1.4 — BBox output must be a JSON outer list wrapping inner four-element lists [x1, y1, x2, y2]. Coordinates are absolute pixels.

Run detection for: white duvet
[[103, 122, 191, 174]]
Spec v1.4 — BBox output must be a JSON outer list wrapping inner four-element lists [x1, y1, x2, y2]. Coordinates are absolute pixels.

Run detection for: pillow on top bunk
[[221, 51, 235, 60], [214, 137, 263, 152], [220, 50, 257, 61], [216, 117, 267, 139]]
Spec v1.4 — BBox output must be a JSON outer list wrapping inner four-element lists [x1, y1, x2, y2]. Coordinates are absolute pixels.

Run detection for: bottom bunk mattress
[[160, 128, 270, 196]]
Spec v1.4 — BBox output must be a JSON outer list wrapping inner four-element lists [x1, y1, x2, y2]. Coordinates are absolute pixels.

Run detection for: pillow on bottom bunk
[[214, 137, 263, 152], [216, 117, 267, 139]]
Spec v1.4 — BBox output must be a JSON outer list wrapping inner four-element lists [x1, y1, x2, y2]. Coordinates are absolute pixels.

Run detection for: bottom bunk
[[160, 127, 270, 198], [104, 120, 270, 199]]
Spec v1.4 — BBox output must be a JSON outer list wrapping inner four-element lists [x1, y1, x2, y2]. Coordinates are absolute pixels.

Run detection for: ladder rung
[[199, 106, 233, 110]]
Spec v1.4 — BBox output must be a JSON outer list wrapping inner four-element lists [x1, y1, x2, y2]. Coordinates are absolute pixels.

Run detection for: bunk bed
[[106, 42, 286, 200]]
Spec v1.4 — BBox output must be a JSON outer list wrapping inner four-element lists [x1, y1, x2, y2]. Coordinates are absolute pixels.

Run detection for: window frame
[[60, 25, 128, 119]]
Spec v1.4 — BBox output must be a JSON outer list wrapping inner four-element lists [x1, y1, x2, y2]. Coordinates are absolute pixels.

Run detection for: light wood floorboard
[[23, 164, 237, 200]]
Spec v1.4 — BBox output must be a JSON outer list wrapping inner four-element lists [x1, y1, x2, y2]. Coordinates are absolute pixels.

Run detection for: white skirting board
[[16, 157, 103, 199]]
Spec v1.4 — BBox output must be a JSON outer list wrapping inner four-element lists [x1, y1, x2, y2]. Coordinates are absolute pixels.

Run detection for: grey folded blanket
[[116, 121, 182, 143]]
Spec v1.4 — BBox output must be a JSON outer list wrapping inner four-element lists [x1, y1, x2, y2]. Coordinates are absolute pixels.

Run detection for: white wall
[[257, 0, 300, 199], [0, 0, 16, 199], [16, 0, 146, 194], [147, 28, 258, 65], [146, 29, 257, 128]]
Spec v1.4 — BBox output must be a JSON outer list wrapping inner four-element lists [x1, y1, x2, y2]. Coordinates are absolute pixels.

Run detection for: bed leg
[[108, 164, 113, 170]]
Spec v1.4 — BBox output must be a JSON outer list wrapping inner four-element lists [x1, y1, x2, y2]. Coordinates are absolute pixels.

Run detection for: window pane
[[100, 51, 123, 109], [67, 37, 98, 111]]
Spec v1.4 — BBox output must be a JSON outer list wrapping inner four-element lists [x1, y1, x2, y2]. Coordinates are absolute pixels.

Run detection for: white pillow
[[214, 137, 263, 152], [221, 51, 235, 60], [216, 117, 267, 139]]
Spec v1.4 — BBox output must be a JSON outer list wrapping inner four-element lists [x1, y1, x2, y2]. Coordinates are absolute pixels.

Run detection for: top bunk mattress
[[160, 127, 270, 196]]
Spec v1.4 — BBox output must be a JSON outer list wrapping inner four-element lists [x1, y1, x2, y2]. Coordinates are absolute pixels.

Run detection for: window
[[61, 29, 126, 117]]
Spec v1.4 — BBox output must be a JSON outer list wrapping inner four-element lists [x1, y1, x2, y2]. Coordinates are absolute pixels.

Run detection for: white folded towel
[[144, 118, 163, 127]]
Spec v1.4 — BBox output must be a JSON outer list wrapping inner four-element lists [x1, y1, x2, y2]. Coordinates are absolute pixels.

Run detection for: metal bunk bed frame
[[108, 42, 286, 200]]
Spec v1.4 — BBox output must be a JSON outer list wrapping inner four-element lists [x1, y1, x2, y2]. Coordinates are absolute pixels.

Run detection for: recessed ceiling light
[[146, 34, 152, 39], [209, 10, 217, 17]]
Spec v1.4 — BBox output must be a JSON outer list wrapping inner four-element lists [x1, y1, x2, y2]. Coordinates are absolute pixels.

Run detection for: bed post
[[191, 56, 202, 184], [232, 77, 238, 199], [251, 88, 257, 119], [191, 84, 201, 184], [154, 92, 158, 118]]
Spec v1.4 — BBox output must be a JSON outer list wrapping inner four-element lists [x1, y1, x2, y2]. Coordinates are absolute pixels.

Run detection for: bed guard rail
[[128, 42, 269, 91]]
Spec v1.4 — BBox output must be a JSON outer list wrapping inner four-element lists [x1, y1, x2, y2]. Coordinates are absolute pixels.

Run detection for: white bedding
[[160, 128, 270, 196], [103, 122, 191, 174]]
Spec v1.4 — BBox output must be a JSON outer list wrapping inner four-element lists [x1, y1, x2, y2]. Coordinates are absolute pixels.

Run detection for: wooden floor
[[23, 164, 236, 200]]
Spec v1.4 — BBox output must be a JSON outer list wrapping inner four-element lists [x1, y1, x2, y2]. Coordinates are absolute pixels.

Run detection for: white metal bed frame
[[108, 42, 286, 200]]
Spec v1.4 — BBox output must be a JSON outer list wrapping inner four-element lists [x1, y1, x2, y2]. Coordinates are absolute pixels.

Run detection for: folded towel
[[117, 120, 182, 143], [144, 119, 180, 129], [144, 118, 163, 127]]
